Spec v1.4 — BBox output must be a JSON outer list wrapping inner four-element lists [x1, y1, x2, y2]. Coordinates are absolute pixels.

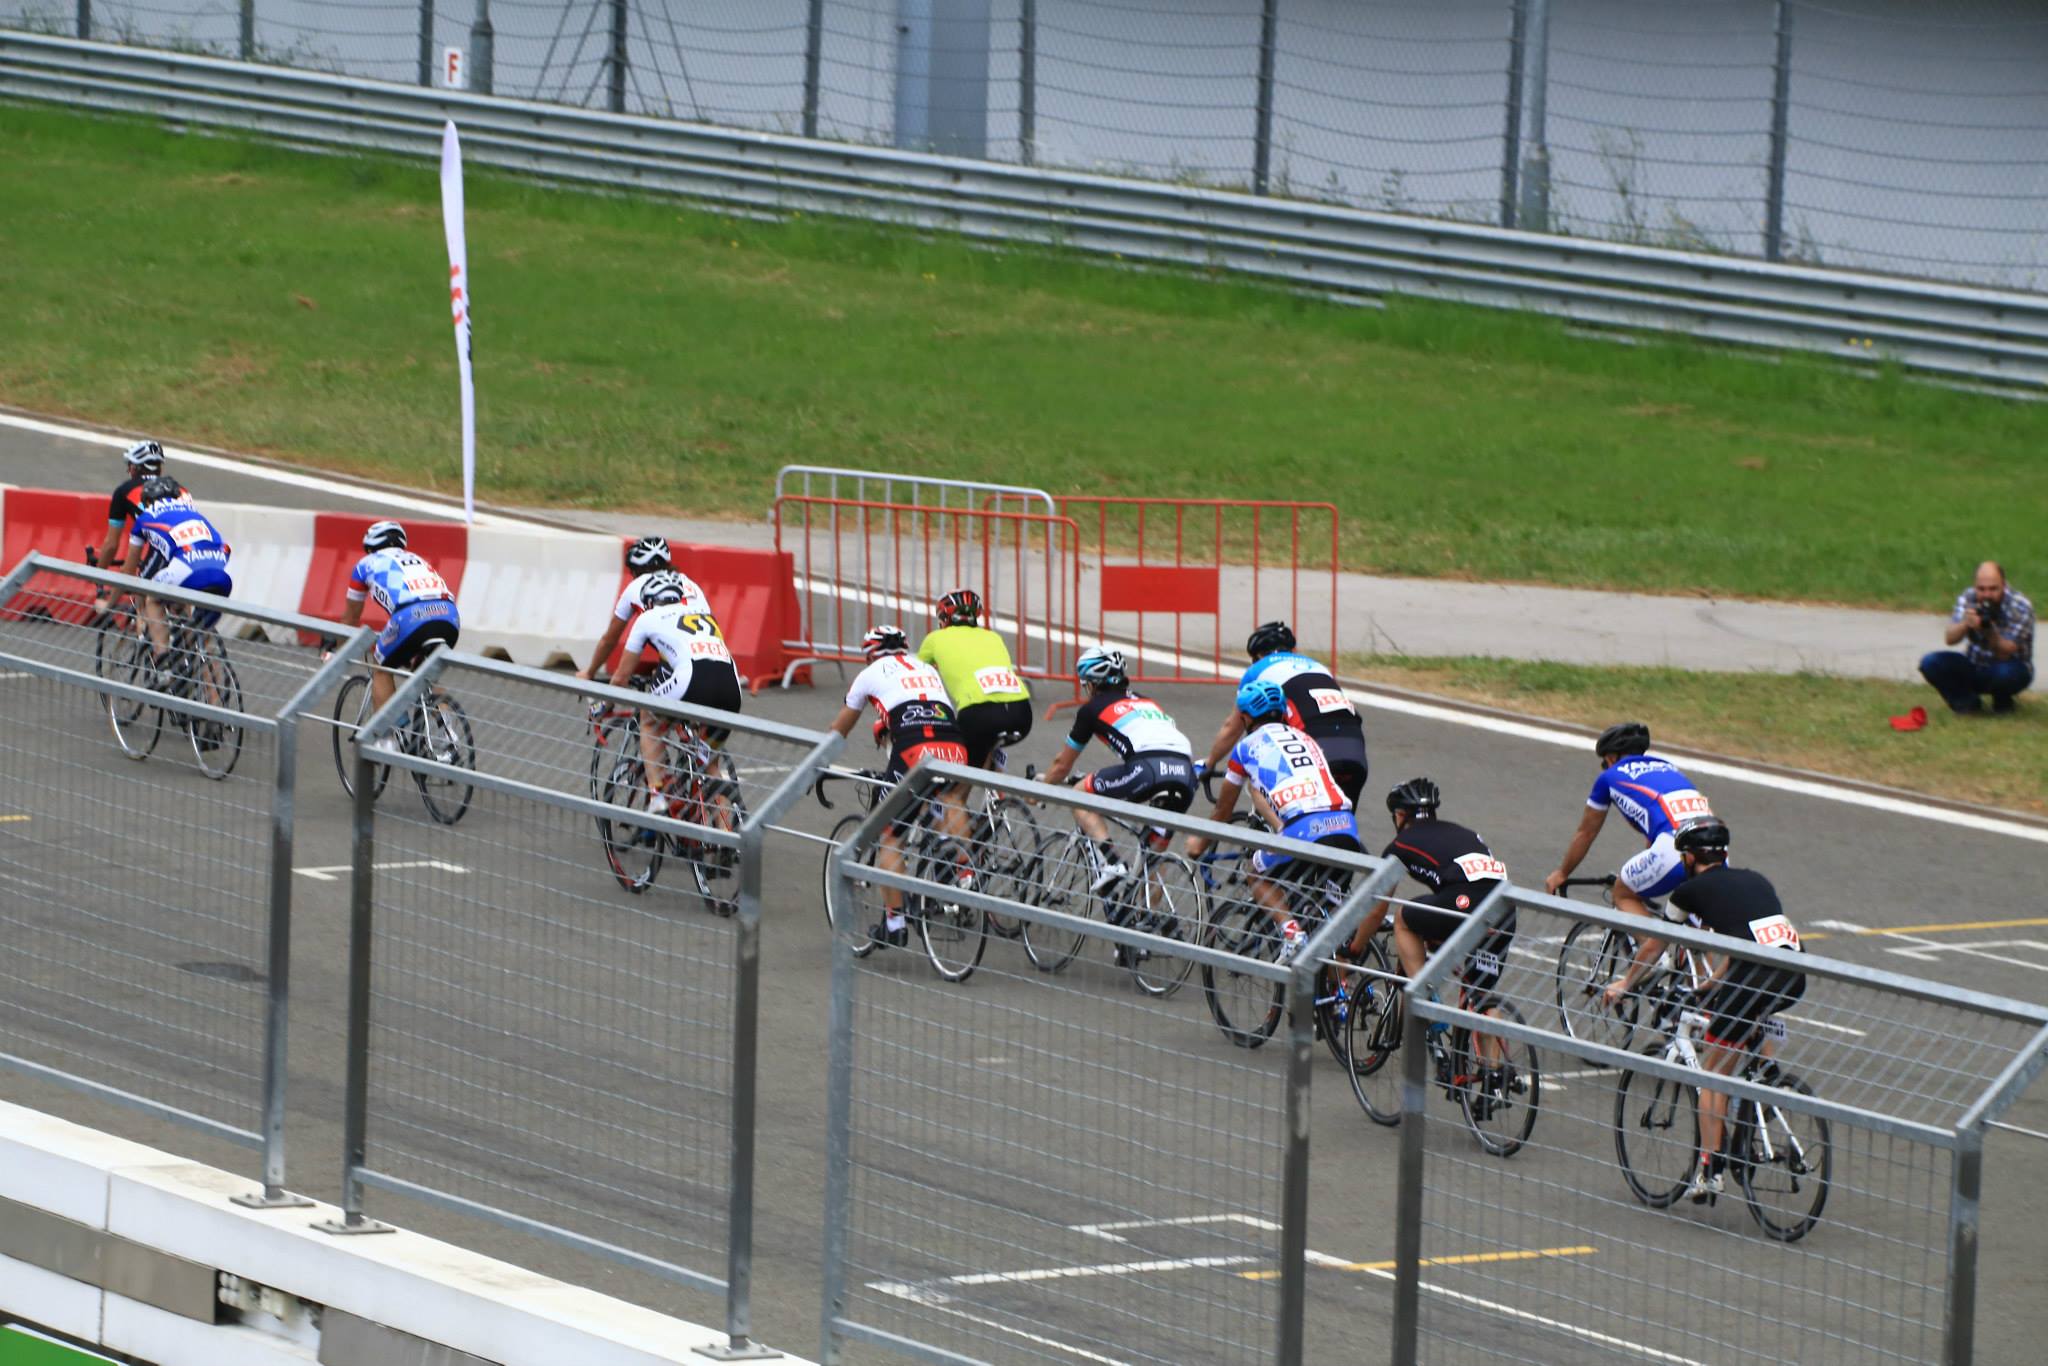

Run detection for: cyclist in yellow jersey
[[916, 589, 1033, 768]]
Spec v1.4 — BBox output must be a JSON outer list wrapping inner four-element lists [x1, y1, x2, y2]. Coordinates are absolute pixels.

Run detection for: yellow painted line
[[1241, 1244, 1596, 1280], [1806, 916, 2048, 941], [0, 815, 28, 824]]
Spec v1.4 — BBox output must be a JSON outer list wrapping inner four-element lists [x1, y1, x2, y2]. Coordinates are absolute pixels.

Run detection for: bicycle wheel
[[1614, 1055, 1699, 1208], [1458, 1001, 1540, 1157], [821, 813, 880, 959], [1023, 832, 1096, 973], [975, 794, 1043, 938], [1345, 974, 1405, 1126], [1202, 902, 1286, 1049], [686, 752, 747, 917], [409, 692, 476, 825], [1556, 921, 1640, 1057], [597, 748, 664, 893], [331, 674, 392, 801], [106, 632, 161, 761], [1737, 1069, 1831, 1242], [1123, 850, 1205, 998], [184, 642, 244, 780], [92, 601, 134, 680], [1318, 935, 1392, 1072], [916, 838, 987, 982]]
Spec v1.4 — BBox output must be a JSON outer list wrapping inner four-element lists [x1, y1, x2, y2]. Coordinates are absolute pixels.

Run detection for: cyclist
[[1541, 720, 1717, 1006], [916, 589, 1032, 768], [827, 625, 972, 948], [1184, 677, 1360, 957], [117, 475, 233, 664], [1041, 646, 1196, 893], [606, 570, 742, 819], [1658, 819, 1806, 1204], [92, 439, 177, 590], [577, 536, 686, 683], [336, 522, 460, 750], [1203, 620, 1367, 806], [1348, 778, 1513, 986]]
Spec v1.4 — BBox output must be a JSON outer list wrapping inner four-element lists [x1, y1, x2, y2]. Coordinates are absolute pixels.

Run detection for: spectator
[[1919, 561, 2033, 715]]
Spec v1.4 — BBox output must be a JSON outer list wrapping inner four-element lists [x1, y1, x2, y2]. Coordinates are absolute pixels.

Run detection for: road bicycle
[[959, 740, 1044, 940], [589, 703, 747, 913], [331, 663, 476, 825], [1028, 802, 1209, 998], [84, 548, 138, 682], [1344, 938, 1542, 1158], [1555, 874, 1713, 1056], [105, 599, 245, 780], [1614, 994, 1831, 1241], [816, 768, 986, 982]]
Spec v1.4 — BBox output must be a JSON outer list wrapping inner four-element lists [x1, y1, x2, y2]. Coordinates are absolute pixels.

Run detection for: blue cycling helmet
[[1235, 678, 1287, 721]]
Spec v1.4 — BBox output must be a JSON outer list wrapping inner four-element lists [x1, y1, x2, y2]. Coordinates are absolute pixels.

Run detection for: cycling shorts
[[1620, 831, 1687, 901], [374, 597, 460, 670], [1084, 752, 1196, 813], [1251, 809, 1360, 875], [956, 698, 1034, 769], [1401, 889, 1517, 997], [149, 559, 232, 631], [1703, 960, 1807, 1051], [646, 660, 742, 743], [1309, 731, 1369, 808], [884, 737, 972, 837]]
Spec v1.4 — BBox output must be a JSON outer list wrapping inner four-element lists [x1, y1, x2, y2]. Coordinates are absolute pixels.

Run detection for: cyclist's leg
[[1602, 835, 1686, 1006], [138, 558, 178, 658]]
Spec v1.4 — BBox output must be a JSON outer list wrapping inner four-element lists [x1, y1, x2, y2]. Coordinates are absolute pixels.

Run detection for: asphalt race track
[[3, 423, 2046, 1364]]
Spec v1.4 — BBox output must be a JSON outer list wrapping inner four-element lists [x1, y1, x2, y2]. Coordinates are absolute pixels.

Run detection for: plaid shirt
[[1952, 586, 2034, 668]]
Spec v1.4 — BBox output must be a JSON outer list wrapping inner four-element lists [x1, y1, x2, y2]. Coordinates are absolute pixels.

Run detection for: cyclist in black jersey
[[90, 440, 181, 612], [1347, 778, 1514, 992], [1661, 818, 1806, 1203], [1041, 646, 1196, 893], [1202, 620, 1368, 805]]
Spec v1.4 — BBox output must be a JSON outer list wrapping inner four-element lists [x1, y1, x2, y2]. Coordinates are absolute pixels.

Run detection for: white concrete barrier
[[455, 523, 620, 667]]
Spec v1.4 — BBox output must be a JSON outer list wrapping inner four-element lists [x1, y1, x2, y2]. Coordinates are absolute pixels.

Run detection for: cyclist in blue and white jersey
[[335, 521, 461, 743], [117, 475, 233, 662], [1185, 677, 1361, 955], [1203, 620, 1368, 806]]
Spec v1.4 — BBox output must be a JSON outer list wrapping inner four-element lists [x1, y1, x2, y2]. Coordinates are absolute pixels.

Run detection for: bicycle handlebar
[[1558, 875, 1619, 891]]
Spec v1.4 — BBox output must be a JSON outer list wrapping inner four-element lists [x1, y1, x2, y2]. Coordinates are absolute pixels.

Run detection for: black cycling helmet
[[936, 588, 983, 627], [1595, 720, 1652, 759], [627, 536, 671, 573], [138, 475, 183, 506], [1246, 620, 1295, 660], [1674, 817, 1731, 857], [123, 439, 165, 474], [1384, 777, 1441, 819], [642, 571, 687, 608]]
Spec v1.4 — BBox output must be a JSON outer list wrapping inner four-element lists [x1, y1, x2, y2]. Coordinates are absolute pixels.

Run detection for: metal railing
[[0, 552, 370, 1205], [314, 646, 840, 1356], [2, 31, 2044, 388]]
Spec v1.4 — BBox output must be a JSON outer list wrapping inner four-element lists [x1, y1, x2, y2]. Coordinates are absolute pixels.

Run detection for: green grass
[[2, 103, 2044, 607], [1343, 653, 2048, 816]]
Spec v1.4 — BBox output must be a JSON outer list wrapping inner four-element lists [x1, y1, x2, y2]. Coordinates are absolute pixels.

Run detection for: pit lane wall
[[0, 1099, 812, 1366]]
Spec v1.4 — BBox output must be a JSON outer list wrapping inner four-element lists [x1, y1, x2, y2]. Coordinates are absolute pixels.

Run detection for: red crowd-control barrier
[[0, 489, 116, 623], [773, 495, 1083, 692], [296, 513, 469, 643], [1048, 497, 1340, 687], [603, 537, 802, 686]]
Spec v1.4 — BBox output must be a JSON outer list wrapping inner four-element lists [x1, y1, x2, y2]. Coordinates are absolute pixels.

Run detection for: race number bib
[[1269, 779, 1321, 811], [1469, 950, 1503, 978], [1454, 853, 1506, 882], [403, 571, 450, 598], [688, 637, 734, 662], [975, 666, 1023, 695], [170, 520, 212, 548], [1660, 789, 1714, 824], [1748, 914, 1801, 951], [1309, 687, 1356, 716]]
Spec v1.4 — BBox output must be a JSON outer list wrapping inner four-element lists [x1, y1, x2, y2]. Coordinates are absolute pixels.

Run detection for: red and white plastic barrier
[[0, 486, 798, 682]]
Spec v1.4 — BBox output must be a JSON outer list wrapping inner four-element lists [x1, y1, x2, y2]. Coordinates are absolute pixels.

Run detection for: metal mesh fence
[[6, 0, 2046, 288]]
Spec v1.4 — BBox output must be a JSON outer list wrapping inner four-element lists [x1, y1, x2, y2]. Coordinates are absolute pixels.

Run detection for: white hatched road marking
[[1069, 1212, 1278, 1243], [1814, 917, 2048, 976], [295, 860, 467, 881]]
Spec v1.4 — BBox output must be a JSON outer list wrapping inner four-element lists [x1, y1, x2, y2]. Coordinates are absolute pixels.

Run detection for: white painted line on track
[[0, 672, 31, 681], [866, 1292, 1135, 1366], [1349, 1263, 1709, 1366], [877, 1253, 1261, 1294], [296, 860, 467, 881], [1778, 1015, 1868, 1037], [1070, 1212, 1279, 1243]]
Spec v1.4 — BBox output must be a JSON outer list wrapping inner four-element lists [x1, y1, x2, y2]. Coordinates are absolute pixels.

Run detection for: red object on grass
[[1888, 706, 1928, 732]]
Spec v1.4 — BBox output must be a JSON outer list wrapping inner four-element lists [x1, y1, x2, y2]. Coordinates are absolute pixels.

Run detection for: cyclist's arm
[[1184, 775, 1244, 858], [1544, 805, 1607, 893], [580, 616, 628, 681], [115, 530, 145, 578], [1204, 710, 1247, 774], [94, 521, 127, 576], [1042, 741, 1083, 786], [828, 705, 864, 739]]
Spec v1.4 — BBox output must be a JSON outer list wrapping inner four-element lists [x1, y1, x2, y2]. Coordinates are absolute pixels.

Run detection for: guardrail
[[3, 31, 2045, 390]]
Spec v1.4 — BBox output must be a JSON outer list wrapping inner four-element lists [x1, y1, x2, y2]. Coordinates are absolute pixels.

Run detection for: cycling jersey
[[129, 491, 229, 576], [1674, 866, 1806, 1047], [1241, 652, 1364, 741], [1065, 687, 1193, 760], [108, 475, 175, 531], [1382, 818, 1506, 899], [625, 601, 739, 704], [917, 626, 1030, 710], [1587, 756, 1714, 844], [348, 548, 455, 615], [613, 570, 712, 623], [1225, 722, 1351, 821], [845, 653, 962, 750]]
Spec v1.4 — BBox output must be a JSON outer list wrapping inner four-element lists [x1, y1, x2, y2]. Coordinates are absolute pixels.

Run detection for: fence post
[[1516, 0, 1551, 232], [1500, 0, 1527, 228], [470, 0, 493, 96], [417, 0, 434, 86], [239, 0, 254, 60], [1252, 0, 1279, 196], [75, 0, 89, 40], [1763, 0, 1795, 261], [1942, 1127, 1984, 1365], [608, 0, 628, 112], [1018, 0, 1036, 164], [1389, 987, 1430, 1365], [1275, 957, 1317, 1365], [802, 0, 823, 137]]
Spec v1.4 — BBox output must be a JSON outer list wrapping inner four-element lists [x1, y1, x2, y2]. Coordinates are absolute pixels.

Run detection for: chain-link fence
[[0, 552, 369, 1203], [4, 0, 2043, 288], [315, 646, 839, 1356], [1389, 884, 2048, 1366], [818, 757, 1404, 1364]]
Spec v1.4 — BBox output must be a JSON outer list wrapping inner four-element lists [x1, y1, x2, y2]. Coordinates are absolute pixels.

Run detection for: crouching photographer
[[1919, 561, 2033, 715]]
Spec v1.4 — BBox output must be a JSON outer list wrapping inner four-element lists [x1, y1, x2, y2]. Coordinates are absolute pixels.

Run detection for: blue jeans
[[1919, 650, 2032, 712]]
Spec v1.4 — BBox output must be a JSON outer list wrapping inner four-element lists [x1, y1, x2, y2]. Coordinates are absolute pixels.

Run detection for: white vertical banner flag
[[439, 119, 476, 524]]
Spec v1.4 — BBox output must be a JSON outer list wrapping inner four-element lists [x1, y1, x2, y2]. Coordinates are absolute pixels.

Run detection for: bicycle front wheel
[[1344, 973, 1406, 1126], [1320, 935, 1392, 1073], [1556, 921, 1640, 1056], [1737, 1069, 1831, 1242], [331, 674, 391, 801], [686, 753, 746, 918], [916, 838, 987, 983], [1023, 832, 1096, 973], [1124, 851, 1205, 999], [821, 813, 880, 959], [1614, 1055, 1698, 1207], [597, 749, 663, 893], [975, 794, 1043, 938], [106, 633, 161, 761], [1459, 1000, 1540, 1157], [185, 642, 244, 780], [1201, 902, 1285, 1049], [411, 692, 476, 825]]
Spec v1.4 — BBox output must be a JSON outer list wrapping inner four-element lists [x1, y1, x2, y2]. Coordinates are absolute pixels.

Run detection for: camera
[[1973, 593, 2004, 632]]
